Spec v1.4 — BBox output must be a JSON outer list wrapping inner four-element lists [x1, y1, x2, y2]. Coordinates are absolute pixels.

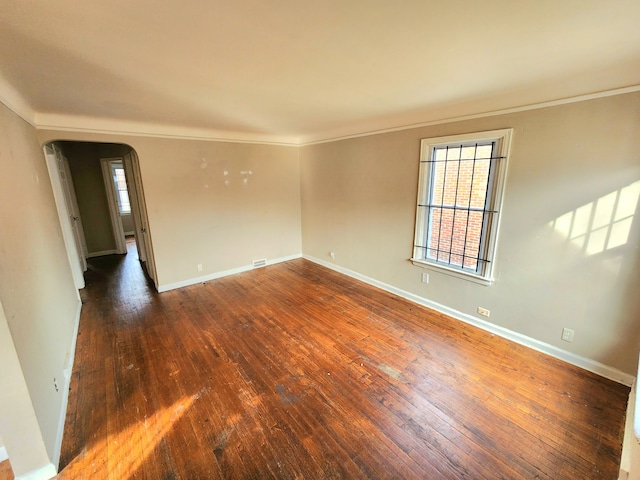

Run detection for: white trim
[[52, 298, 82, 470], [635, 355, 640, 441], [301, 85, 640, 146], [124, 151, 159, 286], [14, 463, 57, 480], [410, 259, 493, 286], [0, 446, 7, 462], [86, 249, 120, 258], [43, 144, 86, 289], [0, 73, 36, 126], [100, 158, 127, 254], [303, 254, 635, 386], [24, 85, 640, 147], [35, 114, 300, 146], [157, 254, 302, 293]]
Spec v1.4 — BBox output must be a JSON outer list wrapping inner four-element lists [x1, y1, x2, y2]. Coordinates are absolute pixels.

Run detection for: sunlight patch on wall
[[549, 180, 640, 256]]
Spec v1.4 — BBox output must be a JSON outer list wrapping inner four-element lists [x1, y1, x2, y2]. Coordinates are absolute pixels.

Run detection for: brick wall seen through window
[[428, 144, 492, 270]]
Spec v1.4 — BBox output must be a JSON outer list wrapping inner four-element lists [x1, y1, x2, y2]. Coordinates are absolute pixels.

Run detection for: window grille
[[412, 130, 512, 283]]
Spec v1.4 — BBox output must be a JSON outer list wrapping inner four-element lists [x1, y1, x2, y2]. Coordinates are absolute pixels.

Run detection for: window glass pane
[[443, 157, 459, 206], [434, 148, 447, 161], [464, 210, 484, 269], [119, 190, 131, 213], [470, 158, 490, 209], [446, 147, 460, 161], [431, 153, 445, 205], [427, 207, 441, 260], [451, 210, 468, 267], [476, 144, 493, 159], [112, 165, 131, 214], [115, 168, 127, 189], [460, 146, 476, 160], [425, 142, 494, 271], [456, 159, 472, 208]]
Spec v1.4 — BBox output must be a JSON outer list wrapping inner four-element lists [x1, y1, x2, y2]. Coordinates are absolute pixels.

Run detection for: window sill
[[409, 258, 494, 286]]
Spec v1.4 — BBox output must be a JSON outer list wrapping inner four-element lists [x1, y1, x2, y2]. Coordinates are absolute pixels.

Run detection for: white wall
[[37, 93, 640, 378], [0, 299, 53, 477], [301, 91, 640, 376], [0, 101, 80, 474], [121, 213, 134, 235]]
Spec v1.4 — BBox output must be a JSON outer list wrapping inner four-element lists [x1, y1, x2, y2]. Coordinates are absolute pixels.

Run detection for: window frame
[[411, 128, 512, 285]]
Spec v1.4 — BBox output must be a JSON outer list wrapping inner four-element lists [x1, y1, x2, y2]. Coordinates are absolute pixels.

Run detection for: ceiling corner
[[0, 73, 36, 126]]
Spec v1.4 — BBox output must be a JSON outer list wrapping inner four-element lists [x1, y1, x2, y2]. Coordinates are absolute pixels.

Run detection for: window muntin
[[412, 130, 511, 283]]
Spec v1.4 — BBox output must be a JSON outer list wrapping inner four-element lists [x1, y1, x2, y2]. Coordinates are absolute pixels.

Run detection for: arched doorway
[[43, 141, 157, 289]]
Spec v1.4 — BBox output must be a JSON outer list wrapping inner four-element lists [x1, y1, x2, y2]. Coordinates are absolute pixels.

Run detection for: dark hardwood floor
[[56, 240, 630, 479]]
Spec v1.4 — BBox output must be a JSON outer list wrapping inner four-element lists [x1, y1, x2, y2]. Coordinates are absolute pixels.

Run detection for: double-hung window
[[412, 129, 512, 284]]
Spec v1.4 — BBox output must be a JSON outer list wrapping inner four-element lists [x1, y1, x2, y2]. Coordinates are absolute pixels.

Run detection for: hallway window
[[111, 164, 131, 214]]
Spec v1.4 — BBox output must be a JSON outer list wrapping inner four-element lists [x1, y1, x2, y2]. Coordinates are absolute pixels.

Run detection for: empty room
[[1, 1, 639, 479]]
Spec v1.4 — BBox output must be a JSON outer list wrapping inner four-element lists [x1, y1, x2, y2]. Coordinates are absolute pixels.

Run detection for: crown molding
[[299, 85, 640, 146], [34, 113, 301, 147], [0, 73, 36, 126], [2, 81, 638, 147]]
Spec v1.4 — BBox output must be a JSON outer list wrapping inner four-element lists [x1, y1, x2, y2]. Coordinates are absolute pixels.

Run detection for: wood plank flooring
[[0, 461, 13, 480], [56, 241, 630, 479]]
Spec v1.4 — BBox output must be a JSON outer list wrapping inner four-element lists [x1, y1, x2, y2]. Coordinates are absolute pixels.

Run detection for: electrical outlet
[[421, 272, 429, 284], [330, 251, 335, 260], [197, 264, 203, 272], [53, 378, 59, 392], [477, 307, 490, 317], [561, 328, 574, 342]]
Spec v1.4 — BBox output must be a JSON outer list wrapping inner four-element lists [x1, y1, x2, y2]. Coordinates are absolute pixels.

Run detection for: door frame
[[44, 142, 158, 290], [43, 143, 86, 289], [123, 151, 158, 285]]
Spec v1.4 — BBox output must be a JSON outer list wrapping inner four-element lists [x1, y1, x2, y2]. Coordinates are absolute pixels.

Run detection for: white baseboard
[[303, 255, 635, 386], [15, 463, 57, 480], [158, 254, 302, 293], [0, 446, 7, 462], [86, 249, 119, 258], [52, 297, 82, 470]]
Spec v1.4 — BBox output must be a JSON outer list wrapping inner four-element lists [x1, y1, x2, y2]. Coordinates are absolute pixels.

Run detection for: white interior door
[[59, 148, 88, 263], [44, 143, 86, 289], [122, 153, 146, 263], [123, 151, 158, 285]]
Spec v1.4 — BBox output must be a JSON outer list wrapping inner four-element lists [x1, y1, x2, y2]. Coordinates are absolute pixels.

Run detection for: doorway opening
[[43, 141, 158, 289]]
